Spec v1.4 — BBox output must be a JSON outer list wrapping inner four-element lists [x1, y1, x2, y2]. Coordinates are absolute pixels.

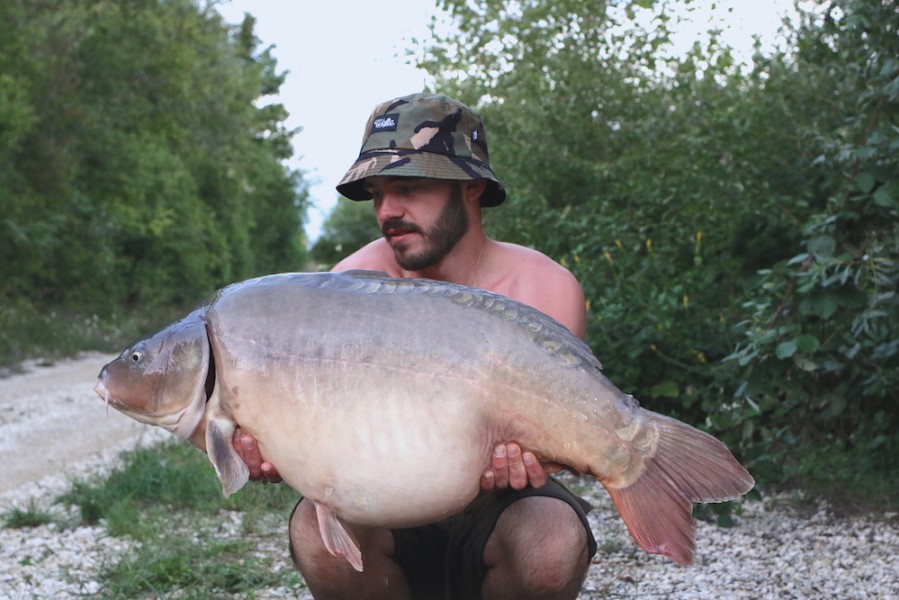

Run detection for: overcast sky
[[214, 0, 795, 242]]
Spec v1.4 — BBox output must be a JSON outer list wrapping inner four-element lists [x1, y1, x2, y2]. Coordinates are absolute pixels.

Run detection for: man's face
[[365, 177, 469, 271]]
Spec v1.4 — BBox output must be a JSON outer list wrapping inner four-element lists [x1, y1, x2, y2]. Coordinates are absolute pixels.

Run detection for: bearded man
[[237, 93, 595, 599]]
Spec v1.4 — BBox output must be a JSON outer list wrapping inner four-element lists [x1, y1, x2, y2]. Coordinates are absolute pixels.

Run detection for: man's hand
[[480, 442, 550, 492], [232, 427, 282, 484]]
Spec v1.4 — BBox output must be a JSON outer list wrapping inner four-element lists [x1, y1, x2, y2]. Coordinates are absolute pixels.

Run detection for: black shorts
[[391, 477, 597, 600]]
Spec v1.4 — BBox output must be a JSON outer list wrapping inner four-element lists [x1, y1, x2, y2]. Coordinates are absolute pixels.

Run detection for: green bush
[[419, 0, 899, 507]]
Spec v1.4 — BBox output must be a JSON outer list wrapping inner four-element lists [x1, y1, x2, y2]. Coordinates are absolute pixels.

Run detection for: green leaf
[[824, 394, 847, 417], [799, 295, 839, 318], [775, 341, 797, 359], [873, 183, 897, 208], [651, 380, 680, 398], [856, 171, 877, 193], [794, 355, 818, 372], [795, 334, 820, 353], [807, 235, 836, 258]]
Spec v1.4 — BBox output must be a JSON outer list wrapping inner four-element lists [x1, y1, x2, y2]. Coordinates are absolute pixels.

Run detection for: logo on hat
[[371, 114, 399, 133]]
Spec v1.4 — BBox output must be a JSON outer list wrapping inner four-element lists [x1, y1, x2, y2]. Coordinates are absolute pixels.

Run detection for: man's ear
[[463, 179, 488, 204]]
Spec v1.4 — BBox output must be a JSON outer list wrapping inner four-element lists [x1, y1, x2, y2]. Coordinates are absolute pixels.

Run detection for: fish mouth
[[92, 375, 207, 437], [93, 379, 132, 419], [93, 380, 112, 416]]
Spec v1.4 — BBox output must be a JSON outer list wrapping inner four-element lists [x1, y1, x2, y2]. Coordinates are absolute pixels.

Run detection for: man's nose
[[374, 192, 405, 220]]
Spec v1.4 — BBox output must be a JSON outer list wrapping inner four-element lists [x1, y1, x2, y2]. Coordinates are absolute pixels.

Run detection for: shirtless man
[[236, 93, 596, 599]]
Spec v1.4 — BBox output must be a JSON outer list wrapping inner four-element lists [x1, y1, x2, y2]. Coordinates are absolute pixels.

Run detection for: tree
[[311, 196, 382, 269], [0, 0, 308, 313]]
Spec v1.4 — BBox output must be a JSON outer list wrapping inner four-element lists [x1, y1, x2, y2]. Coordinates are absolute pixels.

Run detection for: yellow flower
[[604, 250, 614, 264], [646, 239, 653, 253], [614, 239, 623, 250], [682, 294, 689, 308]]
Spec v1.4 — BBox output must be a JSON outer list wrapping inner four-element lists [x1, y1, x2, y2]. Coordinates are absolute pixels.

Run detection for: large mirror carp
[[95, 270, 754, 571]]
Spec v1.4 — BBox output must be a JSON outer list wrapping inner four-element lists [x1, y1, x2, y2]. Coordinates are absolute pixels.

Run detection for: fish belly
[[232, 363, 497, 528]]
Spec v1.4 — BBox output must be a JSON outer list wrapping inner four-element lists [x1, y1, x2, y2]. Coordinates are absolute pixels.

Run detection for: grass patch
[[60, 441, 299, 526], [98, 535, 300, 599], [2, 500, 55, 529], [60, 440, 303, 597]]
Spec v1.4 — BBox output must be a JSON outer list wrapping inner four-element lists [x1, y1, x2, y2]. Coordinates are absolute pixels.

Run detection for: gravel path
[[1, 355, 898, 599], [0, 353, 154, 495]]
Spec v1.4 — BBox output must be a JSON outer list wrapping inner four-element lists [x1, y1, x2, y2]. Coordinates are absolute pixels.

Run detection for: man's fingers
[[260, 462, 283, 484], [232, 428, 282, 482], [485, 443, 549, 492], [506, 444, 527, 490], [523, 451, 547, 488], [239, 434, 263, 479], [491, 444, 509, 489], [480, 469, 495, 491], [231, 428, 253, 468]]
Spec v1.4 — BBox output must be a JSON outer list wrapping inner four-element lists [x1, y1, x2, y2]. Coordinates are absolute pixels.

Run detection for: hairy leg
[[288, 500, 411, 600], [481, 496, 590, 600]]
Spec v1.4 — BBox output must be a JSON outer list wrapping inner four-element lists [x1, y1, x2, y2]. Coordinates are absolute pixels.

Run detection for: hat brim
[[336, 149, 506, 207]]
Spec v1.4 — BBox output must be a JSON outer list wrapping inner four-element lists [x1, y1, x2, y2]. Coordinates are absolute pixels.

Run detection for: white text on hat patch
[[371, 114, 399, 133]]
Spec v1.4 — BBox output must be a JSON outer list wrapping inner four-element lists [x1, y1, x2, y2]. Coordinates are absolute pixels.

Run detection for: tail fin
[[604, 413, 754, 565]]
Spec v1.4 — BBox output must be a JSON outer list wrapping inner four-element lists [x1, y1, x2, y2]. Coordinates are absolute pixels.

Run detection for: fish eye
[[130, 350, 143, 363]]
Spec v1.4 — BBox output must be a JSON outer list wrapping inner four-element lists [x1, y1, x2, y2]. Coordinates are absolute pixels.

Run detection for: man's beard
[[382, 183, 469, 271]]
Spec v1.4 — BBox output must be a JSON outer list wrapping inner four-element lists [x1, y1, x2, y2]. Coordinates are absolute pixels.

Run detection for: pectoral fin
[[206, 415, 249, 497], [314, 501, 363, 572]]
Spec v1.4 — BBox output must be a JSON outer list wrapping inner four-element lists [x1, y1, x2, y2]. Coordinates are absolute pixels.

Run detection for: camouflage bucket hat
[[337, 93, 506, 207]]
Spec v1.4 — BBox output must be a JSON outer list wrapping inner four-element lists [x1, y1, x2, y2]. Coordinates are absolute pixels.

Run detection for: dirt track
[[0, 353, 153, 496]]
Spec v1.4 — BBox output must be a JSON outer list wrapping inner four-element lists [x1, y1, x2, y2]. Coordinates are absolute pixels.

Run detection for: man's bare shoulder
[[487, 242, 587, 338], [492, 242, 581, 287], [331, 239, 401, 276]]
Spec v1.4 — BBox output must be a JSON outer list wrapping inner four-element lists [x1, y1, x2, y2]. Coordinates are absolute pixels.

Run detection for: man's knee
[[287, 499, 411, 599], [484, 496, 590, 596]]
